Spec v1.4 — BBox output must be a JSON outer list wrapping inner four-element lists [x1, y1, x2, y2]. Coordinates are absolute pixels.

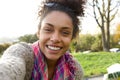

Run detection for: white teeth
[[48, 46, 61, 50]]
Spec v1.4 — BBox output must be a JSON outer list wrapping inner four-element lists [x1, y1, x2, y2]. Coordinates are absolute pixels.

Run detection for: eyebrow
[[46, 23, 54, 27]]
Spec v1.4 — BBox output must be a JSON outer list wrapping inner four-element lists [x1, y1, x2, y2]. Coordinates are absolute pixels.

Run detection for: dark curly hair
[[38, 0, 86, 39]]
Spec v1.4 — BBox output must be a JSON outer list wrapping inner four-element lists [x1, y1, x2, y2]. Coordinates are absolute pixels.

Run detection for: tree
[[19, 34, 38, 43], [87, 0, 120, 51]]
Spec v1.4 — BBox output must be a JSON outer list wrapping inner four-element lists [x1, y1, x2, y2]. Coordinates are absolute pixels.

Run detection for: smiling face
[[37, 11, 73, 61]]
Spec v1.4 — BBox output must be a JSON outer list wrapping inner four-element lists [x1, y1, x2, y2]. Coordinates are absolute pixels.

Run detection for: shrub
[[19, 34, 38, 43], [79, 34, 96, 51], [91, 34, 102, 51], [0, 43, 11, 54]]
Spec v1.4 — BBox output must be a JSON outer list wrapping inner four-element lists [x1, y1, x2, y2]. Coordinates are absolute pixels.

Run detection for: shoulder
[[3, 42, 33, 59], [73, 58, 84, 80], [0, 42, 34, 80], [3, 42, 32, 57]]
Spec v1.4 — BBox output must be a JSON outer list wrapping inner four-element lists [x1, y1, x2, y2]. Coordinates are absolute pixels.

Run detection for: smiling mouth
[[47, 45, 62, 51]]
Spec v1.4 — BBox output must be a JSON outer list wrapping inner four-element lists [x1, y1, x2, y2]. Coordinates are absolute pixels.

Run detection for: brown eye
[[44, 28, 52, 32], [62, 31, 71, 36], [43, 27, 53, 33]]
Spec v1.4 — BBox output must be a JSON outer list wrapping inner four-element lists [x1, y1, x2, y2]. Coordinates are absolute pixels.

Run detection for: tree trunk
[[101, 27, 109, 51], [106, 21, 110, 50], [106, 0, 111, 51]]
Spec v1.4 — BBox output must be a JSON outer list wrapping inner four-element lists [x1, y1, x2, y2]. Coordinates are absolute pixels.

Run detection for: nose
[[50, 32, 61, 43]]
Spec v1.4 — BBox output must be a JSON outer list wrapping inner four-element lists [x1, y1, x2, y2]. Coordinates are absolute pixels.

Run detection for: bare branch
[[103, 0, 107, 19], [95, 1, 103, 19], [110, 9, 119, 21], [93, 0, 102, 28], [110, 5, 119, 12], [87, 1, 93, 6]]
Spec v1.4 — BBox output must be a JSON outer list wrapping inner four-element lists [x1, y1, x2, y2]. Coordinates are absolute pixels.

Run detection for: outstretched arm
[[0, 42, 34, 80]]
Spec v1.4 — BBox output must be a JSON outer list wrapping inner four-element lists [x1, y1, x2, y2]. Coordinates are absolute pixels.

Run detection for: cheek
[[37, 31, 46, 45], [39, 35, 47, 45], [38, 30, 47, 40], [64, 38, 72, 47]]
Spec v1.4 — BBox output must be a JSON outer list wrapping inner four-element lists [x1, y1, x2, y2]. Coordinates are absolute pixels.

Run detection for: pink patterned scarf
[[31, 41, 77, 80]]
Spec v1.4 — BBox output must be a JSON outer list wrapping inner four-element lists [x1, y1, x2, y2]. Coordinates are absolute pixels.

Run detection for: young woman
[[0, 0, 86, 80]]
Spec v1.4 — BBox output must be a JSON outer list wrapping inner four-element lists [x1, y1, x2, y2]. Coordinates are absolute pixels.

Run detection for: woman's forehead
[[41, 11, 73, 28]]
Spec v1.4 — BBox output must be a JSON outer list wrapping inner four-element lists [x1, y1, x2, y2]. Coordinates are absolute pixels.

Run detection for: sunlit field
[[72, 52, 120, 77]]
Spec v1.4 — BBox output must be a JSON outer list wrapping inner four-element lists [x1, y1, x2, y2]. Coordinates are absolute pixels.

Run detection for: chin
[[46, 55, 60, 61]]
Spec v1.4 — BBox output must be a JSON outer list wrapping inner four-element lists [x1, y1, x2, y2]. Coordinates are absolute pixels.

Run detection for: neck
[[46, 59, 58, 80], [46, 59, 57, 68]]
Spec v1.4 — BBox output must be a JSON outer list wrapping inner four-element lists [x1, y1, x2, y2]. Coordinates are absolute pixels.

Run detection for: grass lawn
[[73, 52, 120, 77]]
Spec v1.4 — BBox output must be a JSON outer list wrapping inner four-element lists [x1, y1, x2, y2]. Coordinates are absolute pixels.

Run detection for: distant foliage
[[0, 43, 11, 54], [91, 34, 102, 51], [70, 34, 95, 52], [70, 40, 78, 52], [79, 34, 96, 51], [111, 34, 120, 48], [70, 34, 103, 52], [113, 23, 120, 43], [19, 34, 38, 43]]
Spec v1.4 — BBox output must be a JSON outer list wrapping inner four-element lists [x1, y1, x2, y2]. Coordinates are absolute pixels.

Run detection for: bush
[[79, 34, 96, 51], [70, 34, 119, 52], [19, 34, 38, 43], [0, 43, 11, 54], [91, 34, 102, 51]]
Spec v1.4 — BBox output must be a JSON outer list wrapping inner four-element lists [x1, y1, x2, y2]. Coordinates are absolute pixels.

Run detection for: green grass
[[73, 52, 120, 77]]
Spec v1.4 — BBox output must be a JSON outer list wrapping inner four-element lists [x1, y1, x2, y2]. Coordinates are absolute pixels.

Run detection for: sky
[[0, 0, 98, 38], [0, 0, 119, 38], [0, 0, 41, 38]]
